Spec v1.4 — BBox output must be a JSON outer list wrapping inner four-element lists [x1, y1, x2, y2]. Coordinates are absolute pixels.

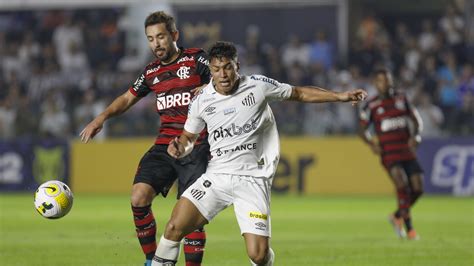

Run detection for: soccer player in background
[[359, 69, 424, 240], [151, 41, 367, 266], [80, 11, 210, 266]]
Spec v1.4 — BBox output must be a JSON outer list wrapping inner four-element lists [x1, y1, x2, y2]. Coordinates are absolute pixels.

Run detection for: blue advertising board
[[0, 138, 69, 192], [418, 138, 474, 196]]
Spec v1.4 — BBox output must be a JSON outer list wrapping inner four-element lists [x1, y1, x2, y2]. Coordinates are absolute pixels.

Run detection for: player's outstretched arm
[[167, 130, 199, 159], [80, 90, 140, 143], [289, 86, 367, 105]]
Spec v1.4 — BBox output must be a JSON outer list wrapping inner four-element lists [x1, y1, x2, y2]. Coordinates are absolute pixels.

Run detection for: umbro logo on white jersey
[[204, 106, 216, 115], [152, 77, 160, 84]]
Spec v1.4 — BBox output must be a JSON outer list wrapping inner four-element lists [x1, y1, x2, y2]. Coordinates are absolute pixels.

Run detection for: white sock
[[151, 235, 181, 266], [250, 247, 275, 266]]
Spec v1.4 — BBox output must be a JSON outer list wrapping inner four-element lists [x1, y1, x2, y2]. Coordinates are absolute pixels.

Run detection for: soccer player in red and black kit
[[80, 11, 209, 266], [359, 69, 424, 240]]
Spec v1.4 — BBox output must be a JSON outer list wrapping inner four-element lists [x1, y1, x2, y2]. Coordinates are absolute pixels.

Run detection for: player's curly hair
[[208, 41, 238, 61], [144, 11, 177, 33]]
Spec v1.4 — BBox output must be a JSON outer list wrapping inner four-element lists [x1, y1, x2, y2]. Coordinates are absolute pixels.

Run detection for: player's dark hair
[[144, 11, 177, 33], [208, 41, 238, 61], [374, 68, 395, 89], [374, 68, 392, 77]]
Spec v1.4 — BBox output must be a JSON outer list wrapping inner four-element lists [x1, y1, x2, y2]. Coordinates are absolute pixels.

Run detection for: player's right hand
[[370, 139, 381, 155], [79, 119, 104, 143]]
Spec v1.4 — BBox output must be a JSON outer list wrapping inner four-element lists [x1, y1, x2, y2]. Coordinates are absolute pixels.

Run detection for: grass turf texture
[[1, 194, 472, 265]]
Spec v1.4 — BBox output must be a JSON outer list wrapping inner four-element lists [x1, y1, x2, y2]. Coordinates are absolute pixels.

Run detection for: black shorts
[[133, 143, 210, 198], [390, 159, 424, 178]]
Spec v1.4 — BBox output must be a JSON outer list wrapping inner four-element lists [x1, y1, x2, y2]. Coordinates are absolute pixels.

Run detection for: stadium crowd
[[0, 4, 472, 140]]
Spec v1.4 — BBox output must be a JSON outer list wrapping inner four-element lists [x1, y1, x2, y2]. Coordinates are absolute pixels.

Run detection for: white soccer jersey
[[185, 75, 293, 177]]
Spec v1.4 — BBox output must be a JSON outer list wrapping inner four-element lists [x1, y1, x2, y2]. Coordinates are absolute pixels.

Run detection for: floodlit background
[[0, 0, 473, 265]]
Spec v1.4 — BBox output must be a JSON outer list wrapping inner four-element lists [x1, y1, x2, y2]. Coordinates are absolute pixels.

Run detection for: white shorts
[[181, 172, 272, 237]]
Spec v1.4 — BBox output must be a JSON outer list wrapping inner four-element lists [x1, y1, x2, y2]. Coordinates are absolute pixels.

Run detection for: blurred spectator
[[404, 37, 421, 73], [99, 14, 125, 67], [18, 31, 41, 68], [303, 103, 335, 136], [452, 64, 474, 135], [348, 65, 370, 92], [356, 12, 381, 50], [310, 63, 329, 88], [287, 62, 310, 86], [418, 19, 437, 53], [60, 42, 89, 74], [273, 101, 304, 135], [240, 53, 265, 76], [309, 30, 333, 71], [416, 93, 444, 137], [451, 92, 474, 135], [74, 90, 106, 140], [332, 70, 358, 134], [281, 35, 310, 69], [15, 96, 38, 138], [394, 22, 412, 50], [39, 91, 70, 138], [264, 45, 287, 82], [376, 39, 396, 71], [439, 4, 464, 49], [27, 60, 66, 104], [53, 14, 85, 70], [1, 41, 23, 80], [458, 64, 474, 101], [244, 25, 265, 66], [118, 47, 143, 72], [0, 96, 16, 139], [419, 56, 439, 101], [437, 52, 460, 116]]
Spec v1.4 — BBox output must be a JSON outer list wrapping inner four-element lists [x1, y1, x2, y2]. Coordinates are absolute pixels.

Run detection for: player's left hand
[[191, 84, 207, 96], [339, 89, 368, 105], [168, 137, 184, 159]]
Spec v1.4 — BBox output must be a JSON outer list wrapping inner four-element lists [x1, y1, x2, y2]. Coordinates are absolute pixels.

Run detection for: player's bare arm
[[167, 130, 199, 159], [289, 86, 367, 104], [408, 106, 424, 148], [80, 90, 140, 143]]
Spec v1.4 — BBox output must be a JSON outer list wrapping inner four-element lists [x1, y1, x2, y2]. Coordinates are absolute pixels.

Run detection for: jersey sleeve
[[251, 75, 293, 101], [184, 96, 206, 134], [128, 70, 151, 97], [195, 51, 211, 85], [404, 95, 416, 113]]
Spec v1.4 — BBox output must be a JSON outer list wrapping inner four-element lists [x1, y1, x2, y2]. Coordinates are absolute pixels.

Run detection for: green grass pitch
[[1, 194, 473, 265]]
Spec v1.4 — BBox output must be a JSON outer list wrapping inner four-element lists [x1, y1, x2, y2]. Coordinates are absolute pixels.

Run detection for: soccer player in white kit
[[152, 41, 367, 266]]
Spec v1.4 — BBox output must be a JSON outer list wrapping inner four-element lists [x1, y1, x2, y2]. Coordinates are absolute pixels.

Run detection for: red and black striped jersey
[[129, 48, 210, 145], [359, 91, 417, 168]]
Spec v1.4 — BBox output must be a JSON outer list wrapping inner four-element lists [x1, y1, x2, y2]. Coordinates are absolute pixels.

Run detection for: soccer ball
[[34, 180, 74, 219]]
